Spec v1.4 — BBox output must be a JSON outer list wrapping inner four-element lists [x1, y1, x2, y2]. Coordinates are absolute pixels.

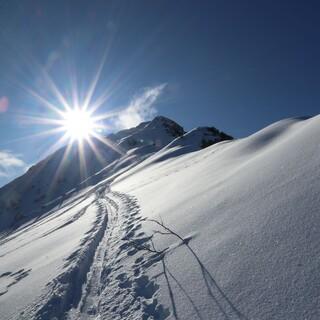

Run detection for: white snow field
[[1, 115, 320, 319]]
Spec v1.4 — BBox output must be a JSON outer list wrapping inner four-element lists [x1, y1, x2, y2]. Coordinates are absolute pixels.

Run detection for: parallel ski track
[[16, 184, 169, 320]]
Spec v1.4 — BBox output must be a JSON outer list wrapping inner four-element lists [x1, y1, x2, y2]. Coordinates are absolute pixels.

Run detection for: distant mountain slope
[[0, 116, 231, 232]]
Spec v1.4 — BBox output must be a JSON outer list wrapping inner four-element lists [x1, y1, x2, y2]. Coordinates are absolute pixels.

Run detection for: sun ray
[[17, 114, 66, 126], [82, 52, 107, 112], [86, 136, 109, 168], [41, 132, 71, 160], [69, 66, 81, 111], [91, 131, 124, 156], [20, 85, 66, 117], [77, 139, 89, 184], [48, 139, 74, 197], [91, 108, 122, 122], [82, 33, 116, 113], [15, 50, 72, 115], [87, 68, 133, 115], [0, 127, 68, 148], [38, 65, 72, 113]]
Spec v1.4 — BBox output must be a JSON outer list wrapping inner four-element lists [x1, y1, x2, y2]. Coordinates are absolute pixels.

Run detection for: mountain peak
[[149, 115, 178, 124], [146, 115, 185, 137]]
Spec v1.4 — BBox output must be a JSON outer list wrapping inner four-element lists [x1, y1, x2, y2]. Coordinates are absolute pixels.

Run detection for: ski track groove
[[70, 190, 170, 320], [17, 184, 169, 320]]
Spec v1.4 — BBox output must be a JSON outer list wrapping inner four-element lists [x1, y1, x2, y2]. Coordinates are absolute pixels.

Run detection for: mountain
[[0, 116, 229, 233], [108, 116, 185, 150], [2, 115, 320, 320]]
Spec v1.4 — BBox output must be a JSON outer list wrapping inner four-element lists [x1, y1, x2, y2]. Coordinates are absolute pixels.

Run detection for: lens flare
[[61, 109, 96, 141], [11, 47, 126, 186]]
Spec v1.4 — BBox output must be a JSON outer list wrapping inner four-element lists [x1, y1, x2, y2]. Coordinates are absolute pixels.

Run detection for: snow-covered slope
[[113, 115, 320, 320], [116, 126, 233, 173], [2, 114, 320, 320], [0, 116, 185, 233], [109, 116, 185, 150]]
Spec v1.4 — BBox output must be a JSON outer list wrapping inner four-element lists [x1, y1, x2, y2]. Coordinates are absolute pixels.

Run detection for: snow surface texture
[[113, 115, 320, 319], [1, 115, 320, 319]]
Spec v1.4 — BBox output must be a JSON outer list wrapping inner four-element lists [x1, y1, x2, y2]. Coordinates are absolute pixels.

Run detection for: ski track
[[17, 184, 169, 320]]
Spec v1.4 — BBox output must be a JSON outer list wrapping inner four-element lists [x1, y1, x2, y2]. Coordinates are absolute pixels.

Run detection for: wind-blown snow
[[1, 114, 319, 319]]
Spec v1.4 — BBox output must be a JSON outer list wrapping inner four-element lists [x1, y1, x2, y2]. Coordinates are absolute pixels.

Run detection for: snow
[[0, 189, 100, 319], [1, 115, 320, 319], [0, 116, 183, 232], [113, 115, 320, 319]]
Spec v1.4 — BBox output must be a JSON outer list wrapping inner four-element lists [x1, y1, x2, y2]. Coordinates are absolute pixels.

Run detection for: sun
[[61, 108, 96, 142]]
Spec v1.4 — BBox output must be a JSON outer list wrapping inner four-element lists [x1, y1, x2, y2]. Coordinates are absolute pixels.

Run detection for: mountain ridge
[[0, 115, 232, 233]]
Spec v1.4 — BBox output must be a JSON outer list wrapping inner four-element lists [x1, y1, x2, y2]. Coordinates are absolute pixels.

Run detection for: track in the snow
[[70, 190, 169, 320], [18, 185, 169, 320]]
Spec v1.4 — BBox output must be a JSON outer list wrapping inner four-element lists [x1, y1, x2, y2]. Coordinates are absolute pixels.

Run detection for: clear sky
[[0, 0, 319, 186]]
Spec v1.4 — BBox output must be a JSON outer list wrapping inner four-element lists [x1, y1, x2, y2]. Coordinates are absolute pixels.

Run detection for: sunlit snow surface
[[113, 115, 320, 320], [0, 188, 99, 319], [1, 115, 320, 319]]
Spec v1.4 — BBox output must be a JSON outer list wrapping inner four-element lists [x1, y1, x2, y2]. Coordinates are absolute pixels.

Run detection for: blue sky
[[0, 0, 319, 186]]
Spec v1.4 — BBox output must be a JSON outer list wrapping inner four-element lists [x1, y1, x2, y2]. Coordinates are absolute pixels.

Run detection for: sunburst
[[60, 108, 98, 142], [12, 51, 127, 190]]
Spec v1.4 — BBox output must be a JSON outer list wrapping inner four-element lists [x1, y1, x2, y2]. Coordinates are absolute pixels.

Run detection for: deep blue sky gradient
[[0, 0, 319, 185]]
